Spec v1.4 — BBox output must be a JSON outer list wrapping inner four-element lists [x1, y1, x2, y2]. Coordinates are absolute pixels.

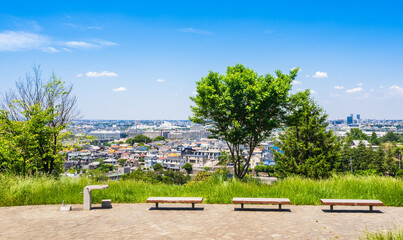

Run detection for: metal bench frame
[[146, 197, 203, 209], [233, 198, 291, 210]]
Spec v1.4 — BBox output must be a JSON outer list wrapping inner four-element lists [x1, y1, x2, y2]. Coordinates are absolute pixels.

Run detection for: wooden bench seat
[[146, 197, 203, 209], [320, 199, 383, 211], [233, 197, 291, 209]]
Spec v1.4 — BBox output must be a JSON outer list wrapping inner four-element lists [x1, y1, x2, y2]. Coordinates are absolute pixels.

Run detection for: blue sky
[[1, 0, 402, 120]]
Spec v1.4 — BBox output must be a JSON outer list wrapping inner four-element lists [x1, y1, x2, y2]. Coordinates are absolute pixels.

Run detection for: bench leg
[[192, 203, 195, 209], [369, 206, 373, 212], [155, 203, 159, 209], [330, 205, 333, 211], [279, 204, 282, 210], [241, 203, 244, 209]]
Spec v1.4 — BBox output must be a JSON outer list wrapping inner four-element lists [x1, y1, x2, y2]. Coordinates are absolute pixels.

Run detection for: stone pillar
[[83, 186, 92, 210]]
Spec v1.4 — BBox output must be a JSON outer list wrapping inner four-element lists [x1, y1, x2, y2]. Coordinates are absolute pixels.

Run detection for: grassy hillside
[[0, 174, 402, 207]]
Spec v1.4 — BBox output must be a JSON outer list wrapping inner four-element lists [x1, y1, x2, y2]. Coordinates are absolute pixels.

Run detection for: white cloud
[[310, 89, 317, 94], [345, 87, 363, 93], [76, 73, 83, 77], [292, 80, 302, 85], [312, 71, 328, 78], [0, 31, 49, 52], [0, 30, 117, 53], [179, 27, 212, 35], [86, 71, 118, 77], [64, 41, 98, 48], [112, 87, 126, 92], [389, 85, 403, 97], [334, 85, 344, 90], [357, 82, 364, 87], [156, 78, 166, 82]]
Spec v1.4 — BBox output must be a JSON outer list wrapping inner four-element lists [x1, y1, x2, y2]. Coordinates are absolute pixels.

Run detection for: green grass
[[0, 174, 402, 207], [360, 228, 403, 240]]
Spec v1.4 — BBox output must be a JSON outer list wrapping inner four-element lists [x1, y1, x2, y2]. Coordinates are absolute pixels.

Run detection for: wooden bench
[[146, 197, 203, 209], [233, 197, 291, 209], [320, 199, 383, 211]]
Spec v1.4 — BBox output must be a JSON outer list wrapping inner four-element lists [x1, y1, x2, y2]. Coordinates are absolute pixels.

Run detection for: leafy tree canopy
[[190, 64, 298, 179]]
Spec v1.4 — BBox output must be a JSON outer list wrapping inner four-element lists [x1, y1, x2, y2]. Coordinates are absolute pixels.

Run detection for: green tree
[[1, 67, 77, 176], [182, 163, 193, 174], [382, 131, 399, 143], [370, 132, 380, 145], [274, 92, 340, 178], [217, 151, 230, 166], [153, 136, 165, 141], [190, 64, 298, 179], [126, 134, 152, 145], [346, 128, 368, 141], [118, 158, 126, 167], [153, 163, 163, 171]]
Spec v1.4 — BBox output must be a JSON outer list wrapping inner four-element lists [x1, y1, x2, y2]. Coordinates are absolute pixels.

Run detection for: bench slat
[[233, 198, 290, 205], [320, 199, 383, 206], [147, 197, 203, 203]]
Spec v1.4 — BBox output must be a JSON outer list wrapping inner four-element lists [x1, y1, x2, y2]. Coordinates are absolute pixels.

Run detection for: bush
[[212, 168, 230, 181], [396, 169, 403, 178], [192, 171, 212, 182], [153, 163, 163, 171], [354, 169, 382, 176], [121, 169, 190, 185], [204, 166, 211, 171], [182, 163, 193, 174]]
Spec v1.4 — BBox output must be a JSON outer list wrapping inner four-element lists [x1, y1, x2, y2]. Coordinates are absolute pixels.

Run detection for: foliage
[[190, 64, 299, 179], [1, 67, 77, 176], [204, 166, 211, 171], [182, 163, 193, 174], [217, 151, 230, 165], [0, 174, 401, 206], [254, 165, 275, 176], [382, 131, 400, 143], [346, 128, 368, 142], [126, 134, 152, 145], [153, 136, 165, 141], [121, 169, 190, 185], [192, 171, 212, 182], [339, 142, 399, 176], [212, 167, 231, 181], [118, 159, 126, 167], [275, 91, 340, 178], [97, 159, 115, 173], [0, 102, 65, 177], [360, 227, 403, 240], [153, 163, 163, 171], [396, 169, 403, 178]]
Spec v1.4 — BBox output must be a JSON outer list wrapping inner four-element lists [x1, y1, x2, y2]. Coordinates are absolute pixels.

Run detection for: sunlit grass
[[360, 227, 403, 240], [0, 174, 402, 206]]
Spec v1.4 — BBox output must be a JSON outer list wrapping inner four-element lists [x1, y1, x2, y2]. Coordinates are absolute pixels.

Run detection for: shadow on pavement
[[149, 207, 204, 211], [234, 208, 291, 212], [322, 209, 383, 214]]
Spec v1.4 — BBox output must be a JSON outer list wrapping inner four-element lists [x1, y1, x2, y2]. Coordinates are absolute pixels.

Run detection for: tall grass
[[0, 174, 402, 207], [360, 228, 403, 240]]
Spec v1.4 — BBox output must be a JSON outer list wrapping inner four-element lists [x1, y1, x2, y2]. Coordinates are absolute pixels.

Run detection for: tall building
[[357, 114, 360, 122], [347, 114, 353, 125]]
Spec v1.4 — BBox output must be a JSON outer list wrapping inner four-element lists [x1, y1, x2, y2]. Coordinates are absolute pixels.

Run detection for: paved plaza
[[0, 203, 401, 239]]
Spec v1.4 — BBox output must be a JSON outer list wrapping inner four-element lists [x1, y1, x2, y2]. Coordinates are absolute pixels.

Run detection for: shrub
[[204, 166, 211, 171], [153, 163, 163, 171], [182, 163, 193, 174], [212, 168, 230, 181], [193, 171, 212, 182], [121, 169, 190, 185], [396, 169, 403, 178], [354, 169, 382, 176]]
